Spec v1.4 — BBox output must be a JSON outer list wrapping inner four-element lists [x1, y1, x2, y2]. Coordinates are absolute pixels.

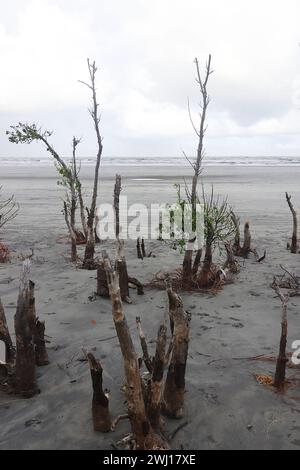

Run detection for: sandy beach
[[0, 163, 299, 450]]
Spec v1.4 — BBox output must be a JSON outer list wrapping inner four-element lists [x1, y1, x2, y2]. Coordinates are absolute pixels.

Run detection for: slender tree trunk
[[192, 248, 202, 276], [286, 192, 298, 254], [114, 175, 121, 239], [163, 288, 191, 418], [106, 267, 167, 449], [63, 202, 77, 262], [82, 60, 103, 269], [273, 285, 289, 390]]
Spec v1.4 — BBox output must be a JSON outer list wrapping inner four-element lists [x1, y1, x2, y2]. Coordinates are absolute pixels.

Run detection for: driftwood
[[272, 279, 289, 390], [84, 350, 111, 432], [14, 261, 38, 398], [106, 266, 167, 450], [285, 192, 298, 254], [163, 288, 191, 418]]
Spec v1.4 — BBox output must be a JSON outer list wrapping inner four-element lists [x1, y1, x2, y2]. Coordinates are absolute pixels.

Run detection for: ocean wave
[[1, 156, 300, 167]]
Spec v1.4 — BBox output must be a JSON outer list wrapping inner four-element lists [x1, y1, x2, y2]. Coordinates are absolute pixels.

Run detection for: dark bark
[[137, 238, 143, 260], [192, 249, 202, 276], [34, 319, 49, 366], [14, 265, 38, 398], [86, 351, 111, 432], [286, 192, 298, 254], [147, 321, 167, 429], [97, 261, 110, 298], [198, 240, 213, 287], [273, 284, 289, 391], [114, 175, 122, 239], [141, 239, 146, 258], [128, 277, 144, 295], [115, 239, 130, 303], [163, 288, 191, 418], [242, 221, 251, 257]]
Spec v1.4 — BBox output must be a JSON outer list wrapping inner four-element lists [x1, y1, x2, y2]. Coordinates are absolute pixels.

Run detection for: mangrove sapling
[[197, 188, 236, 288], [285, 192, 298, 254], [6, 124, 86, 258]]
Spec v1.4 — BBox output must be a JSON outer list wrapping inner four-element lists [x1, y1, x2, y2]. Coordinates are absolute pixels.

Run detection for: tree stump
[[85, 350, 111, 432], [163, 288, 191, 418], [106, 266, 167, 450], [14, 261, 38, 398], [0, 298, 15, 365]]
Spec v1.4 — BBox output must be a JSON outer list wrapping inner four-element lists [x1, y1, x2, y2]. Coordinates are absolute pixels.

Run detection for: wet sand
[[0, 163, 299, 450]]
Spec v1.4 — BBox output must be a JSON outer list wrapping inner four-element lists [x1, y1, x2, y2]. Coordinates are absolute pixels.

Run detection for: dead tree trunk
[[115, 239, 130, 303], [14, 261, 38, 398], [97, 262, 110, 297], [106, 266, 167, 449], [141, 239, 146, 258], [242, 221, 251, 257], [223, 243, 238, 274], [231, 211, 241, 255], [0, 298, 15, 365], [272, 281, 289, 391], [286, 192, 298, 254], [147, 320, 167, 430], [81, 60, 103, 270], [182, 55, 212, 287], [198, 240, 213, 287], [85, 350, 111, 432], [26, 281, 49, 366], [192, 249, 202, 276], [137, 238, 143, 260], [114, 174, 122, 239], [163, 288, 191, 418], [34, 319, 49, 366]]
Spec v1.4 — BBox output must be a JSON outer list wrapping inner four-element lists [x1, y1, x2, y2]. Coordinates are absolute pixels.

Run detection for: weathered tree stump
[[85, 350, 111, 432], [14, 261, 38, 398], [242, 221, 251, 257], [97, 261, 110, 298], [106, 266, 167, 449], [0, 298, 15, 365], [286, 192, 298, 254], [163, 288, 191, 418], [147, 320, 167, 430], [115, 239, 131, 303]]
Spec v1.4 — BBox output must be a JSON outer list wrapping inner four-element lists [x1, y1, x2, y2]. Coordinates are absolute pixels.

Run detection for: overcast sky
[[1, 0, 300, 159]]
